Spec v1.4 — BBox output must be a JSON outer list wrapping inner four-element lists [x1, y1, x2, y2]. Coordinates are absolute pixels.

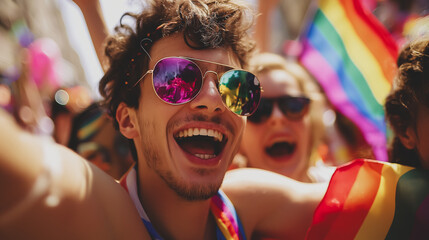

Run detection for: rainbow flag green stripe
[[306, 159, 429, 239], [312, 10, 382, 117], [309, 10, 384, 126], [299, 0, 398, 161]]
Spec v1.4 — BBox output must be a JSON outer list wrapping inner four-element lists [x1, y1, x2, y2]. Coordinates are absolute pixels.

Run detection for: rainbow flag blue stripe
[[120, 165, 246, 240], [299, 0, 398, 161]]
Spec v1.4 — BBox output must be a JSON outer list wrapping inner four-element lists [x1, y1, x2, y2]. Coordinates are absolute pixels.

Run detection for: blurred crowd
[[0, 0, 428, 179], [0, 0, 133, 179], [1, 0, 429, 239]]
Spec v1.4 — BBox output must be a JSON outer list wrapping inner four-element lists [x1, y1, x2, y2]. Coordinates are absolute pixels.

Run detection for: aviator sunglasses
[[132, 56, 261, 116], [247, 96, 311, 123]]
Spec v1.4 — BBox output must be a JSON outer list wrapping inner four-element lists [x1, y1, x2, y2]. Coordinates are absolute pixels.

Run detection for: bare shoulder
[[222, 168, 328, 239], [223, 168, 327, 199]]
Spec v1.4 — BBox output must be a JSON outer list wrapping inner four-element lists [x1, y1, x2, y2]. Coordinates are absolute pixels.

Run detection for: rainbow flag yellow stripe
[[299, 0, 398, 161], [76, 111, 104, 141], [306, 159, 429, 239], [210, 190, 246, 240]]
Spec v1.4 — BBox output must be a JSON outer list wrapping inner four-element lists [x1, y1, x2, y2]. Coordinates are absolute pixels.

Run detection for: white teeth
[[176, 128, 224, 142], [218, 132, 223, 142], [200, 128, 207, 136], [208, 129, 214, 137], [195, 153, 216, 159]]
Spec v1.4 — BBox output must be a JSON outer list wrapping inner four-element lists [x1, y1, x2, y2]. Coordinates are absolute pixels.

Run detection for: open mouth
[[265, 141, 296, 158], [174, 128, 226, 160]]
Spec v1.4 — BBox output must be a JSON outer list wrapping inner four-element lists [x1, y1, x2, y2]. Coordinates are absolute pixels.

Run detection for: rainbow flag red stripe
[[306, 159, 429, 239], [299, 0, 398, 161], [210, 191, 244, 240]]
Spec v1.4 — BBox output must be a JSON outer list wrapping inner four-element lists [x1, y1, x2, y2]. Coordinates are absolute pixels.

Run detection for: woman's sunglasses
[[132, 56, 261, 116], [247, 96, 311, 124]]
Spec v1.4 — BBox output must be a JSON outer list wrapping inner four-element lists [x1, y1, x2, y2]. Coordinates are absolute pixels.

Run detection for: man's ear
[[398, 126, 417, 150], [116, 102, 139, 139]]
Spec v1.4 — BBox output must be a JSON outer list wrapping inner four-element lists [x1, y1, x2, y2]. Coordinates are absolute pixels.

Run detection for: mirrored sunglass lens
[[279, 97, 310, 120], [152, 58, 202, 104], [218, 70, 261, 116], [247, 98, 273, 123]]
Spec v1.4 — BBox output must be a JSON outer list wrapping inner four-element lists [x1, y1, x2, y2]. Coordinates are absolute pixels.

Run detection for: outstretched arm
[[0, 109, 148, 239], [222, 168, 327, 239], [72, 0, 109, 71]]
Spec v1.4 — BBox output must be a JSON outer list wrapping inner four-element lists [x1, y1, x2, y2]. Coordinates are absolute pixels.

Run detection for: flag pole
[[283, 0, 319, 60], [295, 0, 319, 42]]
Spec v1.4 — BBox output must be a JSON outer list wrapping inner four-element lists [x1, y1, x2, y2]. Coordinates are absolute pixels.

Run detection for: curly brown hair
[[385, 37, 429, 167], [99, 0, 256, 129]]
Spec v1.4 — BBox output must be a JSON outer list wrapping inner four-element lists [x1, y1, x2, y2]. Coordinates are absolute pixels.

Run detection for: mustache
[[168, 113, 236, 135]]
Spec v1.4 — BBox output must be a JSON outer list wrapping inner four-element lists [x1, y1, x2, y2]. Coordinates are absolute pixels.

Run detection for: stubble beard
[[140, 120, 221, 201]]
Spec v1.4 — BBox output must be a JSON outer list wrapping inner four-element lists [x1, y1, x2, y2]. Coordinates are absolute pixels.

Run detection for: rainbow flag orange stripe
[[306, 159, 429, 239], [299, 0, 398, 161], [210, 191, 243, 240]]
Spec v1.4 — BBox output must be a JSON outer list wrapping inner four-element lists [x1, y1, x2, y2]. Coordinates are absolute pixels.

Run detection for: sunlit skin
[[0, 1, 331, 239], [240, 69, 312, 182], [117, 33, 246, 238]]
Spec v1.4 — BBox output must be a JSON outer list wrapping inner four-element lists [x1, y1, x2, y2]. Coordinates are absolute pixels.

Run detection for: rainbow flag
[[211, 190, 246, 240], [120, 165, 246, 240], [306, 159, 429, 239], [298, 0, 398, 161]]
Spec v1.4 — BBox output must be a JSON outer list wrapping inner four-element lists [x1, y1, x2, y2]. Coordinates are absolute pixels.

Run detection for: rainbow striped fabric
[[306, 159, 429, 239], [76, 110, 105, 141], [211, 190, 247, 240], [298, 0, 398, 161]]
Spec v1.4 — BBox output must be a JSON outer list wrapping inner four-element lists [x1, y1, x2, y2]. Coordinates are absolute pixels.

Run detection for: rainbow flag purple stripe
[[299, 0, 398, 161], [210, 190, 246, 240]]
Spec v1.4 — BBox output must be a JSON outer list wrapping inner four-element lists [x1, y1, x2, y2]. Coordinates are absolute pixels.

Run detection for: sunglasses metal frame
[[131, 56, 261, 115], [132, 56, 240, 88], [248, 96, 311, 124]]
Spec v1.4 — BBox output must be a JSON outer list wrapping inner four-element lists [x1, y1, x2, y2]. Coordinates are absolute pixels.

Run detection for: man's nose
[[188, 71, 226, 114]]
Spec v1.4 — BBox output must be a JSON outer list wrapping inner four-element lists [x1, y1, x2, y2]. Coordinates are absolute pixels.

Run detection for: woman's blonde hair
[[248, 52, 327, 166]]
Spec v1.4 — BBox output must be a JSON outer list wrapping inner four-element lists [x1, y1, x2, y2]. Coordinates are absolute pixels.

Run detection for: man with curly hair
[[0, 1, 327, 239]]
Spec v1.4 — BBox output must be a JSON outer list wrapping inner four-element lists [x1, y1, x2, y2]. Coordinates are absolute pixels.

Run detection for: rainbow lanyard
[[120, 166, 247, 240]]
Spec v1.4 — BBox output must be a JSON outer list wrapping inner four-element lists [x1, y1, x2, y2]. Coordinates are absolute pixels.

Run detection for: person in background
[[375, 0, 429, 47], [68, 102, 134, 179], [234, 52, 335, 182], [385, 37, 429, 169], [0, 1, 54, 137], [51, 86, 93, 145], [251, 0, 375, 167], [306, 37, 429, 239], [0, 1, 327, 239]]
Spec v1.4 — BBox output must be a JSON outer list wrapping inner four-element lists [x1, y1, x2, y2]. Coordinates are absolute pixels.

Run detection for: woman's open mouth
[[265, 141, 296, 158]]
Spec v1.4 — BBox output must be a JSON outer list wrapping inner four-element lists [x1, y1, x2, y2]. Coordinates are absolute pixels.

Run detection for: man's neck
[[137, 166, 217, 240]]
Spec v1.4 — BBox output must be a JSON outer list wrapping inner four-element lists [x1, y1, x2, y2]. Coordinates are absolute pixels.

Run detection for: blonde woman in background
[[234, 52, 335, 182]]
